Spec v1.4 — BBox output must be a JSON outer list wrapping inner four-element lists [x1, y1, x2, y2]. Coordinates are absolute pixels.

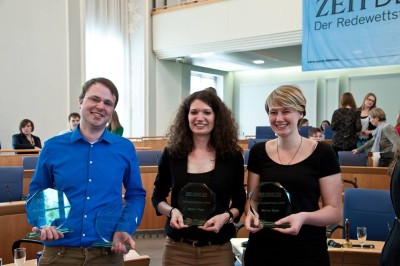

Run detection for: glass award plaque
[[92, 201, 139, 249], [249, 182, 291, 228], [177, 183, 216, 226], [26, 188, 72, 238]]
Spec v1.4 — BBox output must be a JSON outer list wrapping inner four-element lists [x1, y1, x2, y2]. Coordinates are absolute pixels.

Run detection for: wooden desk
[[3, 249, 150, 266], [231, 238, 384, 266]]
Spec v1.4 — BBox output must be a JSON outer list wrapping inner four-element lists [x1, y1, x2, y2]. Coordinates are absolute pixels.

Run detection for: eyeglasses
[[84, 95, 115, 108], [366, 98, 375, 102]]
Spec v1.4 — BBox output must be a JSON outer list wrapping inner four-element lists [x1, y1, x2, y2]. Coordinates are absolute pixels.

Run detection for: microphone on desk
[[328, 240, 375, 249], [328, 240, 342, 248]]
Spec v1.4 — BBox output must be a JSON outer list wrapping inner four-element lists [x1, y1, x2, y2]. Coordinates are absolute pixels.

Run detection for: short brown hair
[[19, 119, 34, 133], [79, 77, 119, 108]]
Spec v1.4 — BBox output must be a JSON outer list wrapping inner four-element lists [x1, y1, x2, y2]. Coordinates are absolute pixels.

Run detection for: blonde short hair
[[265, 85, 306, 117]]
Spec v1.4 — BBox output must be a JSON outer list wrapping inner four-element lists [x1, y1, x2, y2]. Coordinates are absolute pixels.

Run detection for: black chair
[[255, 126, 276, 139], [136, 150, 162, 166], [0, 166, 23, 202], [12, 238, 43, 258], [247, 139, 268, 150], [338, 151, 367, 166], [22, 156, 39, 170], [327, 188, 395, 241], [298, 126, 312, 138], [323, 125, 334, 139]]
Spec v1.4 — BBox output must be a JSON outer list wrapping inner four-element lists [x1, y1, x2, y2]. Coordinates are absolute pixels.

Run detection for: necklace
[[276, 136, 303, 165]]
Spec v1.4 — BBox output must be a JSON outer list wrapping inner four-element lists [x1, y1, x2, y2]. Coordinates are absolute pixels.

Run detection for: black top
[[12, 133, 42, 154], [331, 108, 361, 149], [244, 141, 340, 265], [151, 147, 246, 244], [381, 162, 400, 266]]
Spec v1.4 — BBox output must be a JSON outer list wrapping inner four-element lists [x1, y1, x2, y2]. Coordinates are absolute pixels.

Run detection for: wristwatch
[[225, 210, 234, 224]]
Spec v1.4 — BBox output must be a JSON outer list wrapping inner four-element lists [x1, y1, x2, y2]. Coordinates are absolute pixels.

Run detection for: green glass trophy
[[26, 188, 72, 238], [177, 183, 216, 226], [249, 182, 291, 228]]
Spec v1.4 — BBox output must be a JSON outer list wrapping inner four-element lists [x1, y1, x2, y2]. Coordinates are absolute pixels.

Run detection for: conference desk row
[[2, 250, 150, 266], [231, 238, 385, 266]]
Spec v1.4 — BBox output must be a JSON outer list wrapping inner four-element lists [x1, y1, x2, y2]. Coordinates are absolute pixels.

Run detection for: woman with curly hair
[[152, 90, 246, 265]]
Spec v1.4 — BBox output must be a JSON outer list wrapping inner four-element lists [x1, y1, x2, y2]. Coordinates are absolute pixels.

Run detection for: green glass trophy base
[[27, 228, 73, 238], [184, 218, 206, 226], [261, 221, 291, 229], [92, 241, 131, 249]]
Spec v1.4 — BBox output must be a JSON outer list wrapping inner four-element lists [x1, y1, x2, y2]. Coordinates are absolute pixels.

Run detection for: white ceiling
[[171, 45, 302, 72]]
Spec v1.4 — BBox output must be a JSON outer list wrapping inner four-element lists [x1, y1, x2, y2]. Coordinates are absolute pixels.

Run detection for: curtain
[[85, 0, 144, 137]]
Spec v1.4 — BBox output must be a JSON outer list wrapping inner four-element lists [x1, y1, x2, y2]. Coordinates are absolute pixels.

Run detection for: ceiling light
[[253, 60, 265, 65]]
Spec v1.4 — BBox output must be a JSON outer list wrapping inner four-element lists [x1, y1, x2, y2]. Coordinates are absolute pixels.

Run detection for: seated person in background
[[320, 120, 330, 132], [309, 127, 323, 141], [59, 112, 80, 135], [352, 108, 400, 167], [107, 110, 124, 136], [300, 118, 309, 126], [12, 119, 42, 154]]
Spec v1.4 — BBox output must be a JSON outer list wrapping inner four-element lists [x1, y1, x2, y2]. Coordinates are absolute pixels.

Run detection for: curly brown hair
[[167, 90, 241, 159]]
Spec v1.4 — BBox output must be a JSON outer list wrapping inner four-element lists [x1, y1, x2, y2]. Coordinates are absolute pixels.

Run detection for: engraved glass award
[[177, 183, 216, 226], [249, 182, 291, 228], [92, 201, 139, 249], [26, 188, 72, 237]]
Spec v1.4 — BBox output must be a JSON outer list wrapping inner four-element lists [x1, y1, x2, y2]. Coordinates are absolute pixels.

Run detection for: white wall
[[233, 65, 400, 136], [152, 0, 302, 59], [0, 0, 84, 149]]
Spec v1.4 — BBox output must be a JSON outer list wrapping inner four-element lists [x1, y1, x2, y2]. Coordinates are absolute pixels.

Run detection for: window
[[190, 71, 223, 99]]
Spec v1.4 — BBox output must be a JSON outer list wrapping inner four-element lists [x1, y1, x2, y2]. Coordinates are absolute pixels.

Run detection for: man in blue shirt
[[28, 77, 146, 265]]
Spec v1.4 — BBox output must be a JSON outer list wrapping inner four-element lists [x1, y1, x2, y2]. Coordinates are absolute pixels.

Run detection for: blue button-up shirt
[[28, 127, 146, 247]]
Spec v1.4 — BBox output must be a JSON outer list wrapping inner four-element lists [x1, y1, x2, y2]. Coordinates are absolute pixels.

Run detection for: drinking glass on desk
[[14, 247, 26, 266], [356, 226, 367, 248]]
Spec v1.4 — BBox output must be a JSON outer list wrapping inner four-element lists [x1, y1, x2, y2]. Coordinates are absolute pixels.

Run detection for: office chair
[[22, 156, 39, 170], [247, 139, 268, 150], [12, 239, 43, 256], [298, 126, 312, 138], [323, 125, 334, 139], [255, 126, 276, 139], [136, 150, 162, 166], [0, 166, 23, 202], [243, 149, 250, 165], [338, 151, 368, 166], [327, 188, 395, 241]]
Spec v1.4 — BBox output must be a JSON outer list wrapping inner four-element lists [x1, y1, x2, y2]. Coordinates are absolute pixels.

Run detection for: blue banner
[[302, 0, 400, 71]]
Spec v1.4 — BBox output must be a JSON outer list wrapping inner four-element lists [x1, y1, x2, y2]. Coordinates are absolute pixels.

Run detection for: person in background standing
[[352, 108, 400, 167], [331, 92, 362, 157], [357, 93, 377, 147], [59, 112, 81, 135], [107, 110, 124, 136], [152, 90, 246, 266], [12, 119, 42, 154], [244, 85, 342, 265]]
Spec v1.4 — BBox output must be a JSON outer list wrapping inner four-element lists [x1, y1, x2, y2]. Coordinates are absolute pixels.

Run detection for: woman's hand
[[352, 149, 358, 154], [199, 213, 229, 233], [244, 212, 262, 233], [169, 208, 188, 229], [272, 213, 306, 235]]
